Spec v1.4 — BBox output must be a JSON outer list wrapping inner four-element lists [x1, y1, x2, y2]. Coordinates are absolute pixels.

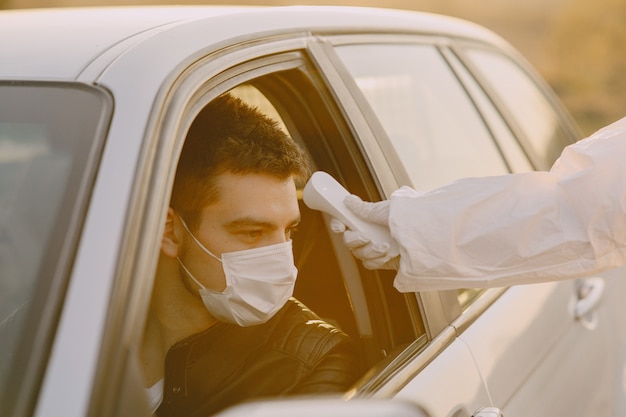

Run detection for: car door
[[315, 33, 617, 416]]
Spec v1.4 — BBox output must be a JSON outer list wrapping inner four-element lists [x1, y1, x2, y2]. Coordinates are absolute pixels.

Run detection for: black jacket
[[156, 298, 361, 417]]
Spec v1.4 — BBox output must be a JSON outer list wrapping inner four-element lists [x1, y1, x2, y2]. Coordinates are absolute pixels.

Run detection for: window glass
[[463, 48, 571, 168], [446, 50, 533, 173], [335, 43, 518, 311], [0, 83, 109, 402], [334, 43, 510, 191]]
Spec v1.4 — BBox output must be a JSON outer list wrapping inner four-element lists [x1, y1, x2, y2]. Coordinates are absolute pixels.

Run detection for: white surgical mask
[[176, 216, 297, 326]]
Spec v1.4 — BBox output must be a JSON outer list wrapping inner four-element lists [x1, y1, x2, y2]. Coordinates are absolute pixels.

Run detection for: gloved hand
[[329, 194, 400, 270]]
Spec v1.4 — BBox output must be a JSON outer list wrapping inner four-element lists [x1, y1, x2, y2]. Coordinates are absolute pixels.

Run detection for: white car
[[1, 5, 625, 417]]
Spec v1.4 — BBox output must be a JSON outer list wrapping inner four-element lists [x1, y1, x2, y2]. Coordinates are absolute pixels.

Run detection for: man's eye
[[243, 230, 263, 239]]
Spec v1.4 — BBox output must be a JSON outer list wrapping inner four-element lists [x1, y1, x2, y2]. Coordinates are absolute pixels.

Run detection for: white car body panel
[[393, 337, 492, 416], [460, 280, 611, 415], [381, 274, 625, 416], [0, 6, 508, 81], [0, 7, 245, 79]]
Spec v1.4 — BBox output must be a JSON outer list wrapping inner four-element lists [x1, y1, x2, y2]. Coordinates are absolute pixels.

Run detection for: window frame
[[89, 35, 426, 416]]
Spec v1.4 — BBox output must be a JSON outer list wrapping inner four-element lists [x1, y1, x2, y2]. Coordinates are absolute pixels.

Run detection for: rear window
[[334, 43, 510, 191], [463, 48, 574, 168], [0, 83, 110, 409]]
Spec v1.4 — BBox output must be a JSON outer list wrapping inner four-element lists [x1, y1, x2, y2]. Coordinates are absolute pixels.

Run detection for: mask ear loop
[[177, 214, 222, 263], [176, 214, 224, 292], [176, 257, 206, 290]]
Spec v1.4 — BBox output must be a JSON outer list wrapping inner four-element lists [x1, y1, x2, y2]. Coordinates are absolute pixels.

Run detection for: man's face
[[178, 171, 300, 292]]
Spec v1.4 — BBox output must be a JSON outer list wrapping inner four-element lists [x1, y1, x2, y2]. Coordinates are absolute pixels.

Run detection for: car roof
[[0, 5, 509, 81]]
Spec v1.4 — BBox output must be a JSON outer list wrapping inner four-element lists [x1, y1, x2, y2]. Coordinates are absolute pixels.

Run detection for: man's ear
[[161, 208, 182, 258]]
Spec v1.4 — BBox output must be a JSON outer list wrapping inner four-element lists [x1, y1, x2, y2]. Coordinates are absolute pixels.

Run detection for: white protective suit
[[343, 117, 626, 292]]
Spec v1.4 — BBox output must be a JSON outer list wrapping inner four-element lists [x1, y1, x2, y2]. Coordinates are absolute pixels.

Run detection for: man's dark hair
[[171, 93, 311, 228]]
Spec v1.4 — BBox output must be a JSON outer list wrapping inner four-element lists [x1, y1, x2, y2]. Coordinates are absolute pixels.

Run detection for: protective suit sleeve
[[390, 116, 626, 292]]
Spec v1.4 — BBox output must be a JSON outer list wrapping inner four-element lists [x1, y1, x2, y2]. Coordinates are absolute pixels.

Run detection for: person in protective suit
[[331, 117, 626, 292]]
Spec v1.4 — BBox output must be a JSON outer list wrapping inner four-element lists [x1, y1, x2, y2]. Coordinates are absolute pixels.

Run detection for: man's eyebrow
[[224, 218, 274, 229], [223, 216, 301, 229]]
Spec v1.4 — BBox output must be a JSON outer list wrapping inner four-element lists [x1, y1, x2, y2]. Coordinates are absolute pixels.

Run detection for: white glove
[[329, 194, 400, 270]]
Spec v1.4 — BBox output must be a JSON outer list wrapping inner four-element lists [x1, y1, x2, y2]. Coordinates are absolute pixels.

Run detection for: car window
[[334, 43, 510, 192], [334, 43, 515, 312], [443, 48, 534, 174], [462, 48, 573, 169], [0, 83, 110, 410]]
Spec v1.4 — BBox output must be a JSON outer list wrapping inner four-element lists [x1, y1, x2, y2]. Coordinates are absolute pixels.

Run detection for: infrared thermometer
[[302, 171, 399, 257]]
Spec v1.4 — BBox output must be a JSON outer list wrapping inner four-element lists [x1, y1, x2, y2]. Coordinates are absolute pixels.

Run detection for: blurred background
[[3, 0, 624, 135]]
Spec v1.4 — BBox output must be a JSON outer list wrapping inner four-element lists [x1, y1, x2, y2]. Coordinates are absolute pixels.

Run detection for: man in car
[[141, 93, 360, 416]]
